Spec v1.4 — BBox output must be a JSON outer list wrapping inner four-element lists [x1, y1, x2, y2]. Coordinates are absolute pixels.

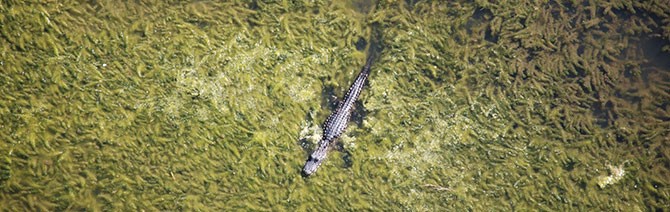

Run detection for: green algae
[[0, 0, 669, 210]]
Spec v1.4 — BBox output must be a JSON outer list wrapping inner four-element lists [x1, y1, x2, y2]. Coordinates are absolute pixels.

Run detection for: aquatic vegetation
[[0, 0, 668, 211], [597, 163, 627, 189]]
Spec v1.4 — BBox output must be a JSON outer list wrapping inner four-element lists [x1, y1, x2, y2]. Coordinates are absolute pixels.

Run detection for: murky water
[[0, 0, 668, 210]]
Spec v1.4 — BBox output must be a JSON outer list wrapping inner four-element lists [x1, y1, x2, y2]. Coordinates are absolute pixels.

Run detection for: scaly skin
[[302, 54, 375, 176]]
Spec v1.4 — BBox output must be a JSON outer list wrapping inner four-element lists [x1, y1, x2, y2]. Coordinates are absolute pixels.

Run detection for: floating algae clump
[[0, 0, 669, 211], [597, 163, 627, 189]]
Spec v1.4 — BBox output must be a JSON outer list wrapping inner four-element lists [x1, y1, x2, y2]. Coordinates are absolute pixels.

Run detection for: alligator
[[302, 27, 382, 176]]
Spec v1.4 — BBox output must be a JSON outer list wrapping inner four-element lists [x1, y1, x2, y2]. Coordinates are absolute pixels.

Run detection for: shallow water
[[0, 0, 668, 210]]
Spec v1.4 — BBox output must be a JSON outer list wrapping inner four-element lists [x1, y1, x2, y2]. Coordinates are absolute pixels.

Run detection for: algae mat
[[1, 0, 669, 210]]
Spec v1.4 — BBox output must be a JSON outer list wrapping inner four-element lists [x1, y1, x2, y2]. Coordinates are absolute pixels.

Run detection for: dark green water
[[0, 0, 668, 210]]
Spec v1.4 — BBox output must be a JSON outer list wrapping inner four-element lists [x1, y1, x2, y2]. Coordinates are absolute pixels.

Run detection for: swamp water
[[0, 0, 668, 210]]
